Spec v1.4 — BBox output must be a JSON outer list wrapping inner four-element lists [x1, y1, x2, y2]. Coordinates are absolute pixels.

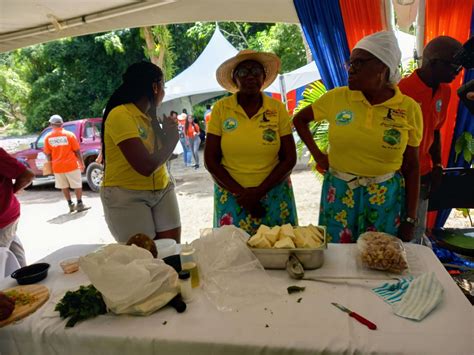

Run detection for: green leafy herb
[[287, 286, 306, 294], [55, 284, 107, 328]]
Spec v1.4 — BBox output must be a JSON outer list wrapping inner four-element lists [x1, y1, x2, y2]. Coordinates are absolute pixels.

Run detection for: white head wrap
[[353, 31, 402, 84]]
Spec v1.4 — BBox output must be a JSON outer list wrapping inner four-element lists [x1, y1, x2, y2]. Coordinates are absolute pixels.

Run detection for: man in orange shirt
[[399, 36, 463, 245], [44, 115, 88, 213]]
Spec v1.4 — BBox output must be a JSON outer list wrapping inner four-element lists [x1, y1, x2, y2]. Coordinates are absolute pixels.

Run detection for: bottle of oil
[[180, 243, 200, 288]]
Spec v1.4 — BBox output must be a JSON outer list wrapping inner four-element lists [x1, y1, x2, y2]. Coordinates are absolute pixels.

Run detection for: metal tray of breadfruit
[[250, 226, 327, 270]]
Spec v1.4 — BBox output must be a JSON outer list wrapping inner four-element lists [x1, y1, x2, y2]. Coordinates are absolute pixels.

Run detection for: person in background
[[100, 61, 181, 243], [185, 114, 201, 169], [170, 110, 179, 123], [44, 115, 88, 213], [294, 31, 423, 243], [0, 148, 35, 266], [178, 109, 192, 167], [399, 36, 463, 245], [205, 50, 297, 235]]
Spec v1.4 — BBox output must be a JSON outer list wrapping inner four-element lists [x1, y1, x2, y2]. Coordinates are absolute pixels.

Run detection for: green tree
[[0, 52, 29, 131], [141, 26, 175, 80], [249, 23, 307, 73], [19, 29, 145, 132]]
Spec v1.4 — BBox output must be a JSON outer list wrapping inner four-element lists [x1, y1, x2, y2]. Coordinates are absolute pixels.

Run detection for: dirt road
[[12, 150, 473, 264]]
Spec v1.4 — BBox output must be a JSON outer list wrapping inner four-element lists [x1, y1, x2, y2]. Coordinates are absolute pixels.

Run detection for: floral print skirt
[[319, 171, 405, 243], [214, 179, 298, 235]]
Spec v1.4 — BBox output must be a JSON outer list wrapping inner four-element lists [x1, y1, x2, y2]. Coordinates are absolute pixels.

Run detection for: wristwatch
[[404, 216, 418, 225]]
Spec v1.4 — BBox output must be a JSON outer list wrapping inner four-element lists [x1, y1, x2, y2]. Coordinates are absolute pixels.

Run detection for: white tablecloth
[[0, 244, 472, 355]]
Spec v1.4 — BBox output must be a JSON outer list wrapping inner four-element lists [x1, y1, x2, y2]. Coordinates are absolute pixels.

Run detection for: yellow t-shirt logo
[[335, 110, 354, 125], [223, 118, 238, 132]]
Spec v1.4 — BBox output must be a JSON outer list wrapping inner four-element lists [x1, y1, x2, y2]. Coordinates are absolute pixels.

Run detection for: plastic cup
[[154, 239, 177, 259]]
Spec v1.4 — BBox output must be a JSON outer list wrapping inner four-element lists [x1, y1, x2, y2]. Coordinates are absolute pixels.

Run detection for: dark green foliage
[[55, 284, 107, 328], [249, 23, 307, 72], [3, 22, 308, 134], [21, 29, 145, 132]]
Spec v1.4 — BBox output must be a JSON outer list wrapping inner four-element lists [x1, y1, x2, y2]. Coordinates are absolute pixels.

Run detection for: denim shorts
[[100, 182, 181, 243]]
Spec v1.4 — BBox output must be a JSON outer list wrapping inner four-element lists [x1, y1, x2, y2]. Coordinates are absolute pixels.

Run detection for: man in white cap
[[43, 114, 88, 212]]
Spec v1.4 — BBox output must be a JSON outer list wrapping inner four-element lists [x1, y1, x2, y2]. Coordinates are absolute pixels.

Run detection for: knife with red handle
[[331, 302, 377, 330]]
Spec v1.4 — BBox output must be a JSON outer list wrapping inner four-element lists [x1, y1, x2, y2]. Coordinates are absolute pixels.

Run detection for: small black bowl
[[11, 263, 50, 285]]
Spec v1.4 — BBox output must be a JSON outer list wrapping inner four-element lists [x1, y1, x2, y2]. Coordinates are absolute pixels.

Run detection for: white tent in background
[[158, 28, 239, 116], [397, 29, 417, 64], [266, 61, 320, 95]]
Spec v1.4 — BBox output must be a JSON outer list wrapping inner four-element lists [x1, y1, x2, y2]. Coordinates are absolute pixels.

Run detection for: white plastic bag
[[79, 244, 178, 315], [192, 225, 282, 311]]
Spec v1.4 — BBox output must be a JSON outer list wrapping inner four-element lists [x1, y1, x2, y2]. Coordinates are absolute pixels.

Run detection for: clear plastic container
[[178, 270, 193, 302], [180, 243, 200, 288], [154, 238, 177, 259]]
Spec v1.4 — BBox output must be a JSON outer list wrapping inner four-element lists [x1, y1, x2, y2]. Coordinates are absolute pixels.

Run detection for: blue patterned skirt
[[213, 179, 298, 235], [319, 171, 405, 243]]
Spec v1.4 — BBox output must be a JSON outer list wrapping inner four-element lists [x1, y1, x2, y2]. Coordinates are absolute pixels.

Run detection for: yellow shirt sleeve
[[407, 99, 423, 147], [206, 100, 223, 136], [311, 89, 341, 122], [106, 107, 140, 145]]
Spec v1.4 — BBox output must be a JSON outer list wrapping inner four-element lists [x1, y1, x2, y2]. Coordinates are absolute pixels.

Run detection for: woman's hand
[[162, 113, 178, 131], [398, 221, 415, 242], [156, 115, 178, 146], [236, 187, 266, 218], [315, 152, 329, 172]]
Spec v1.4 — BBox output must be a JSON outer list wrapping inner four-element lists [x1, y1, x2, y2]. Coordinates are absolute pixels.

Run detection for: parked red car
[[12, 118, 104, 192]]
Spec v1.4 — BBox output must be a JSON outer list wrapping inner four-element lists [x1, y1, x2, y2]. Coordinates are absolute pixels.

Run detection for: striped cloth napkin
[[373, 273, 444, 321], [372, 276, 414, 305]]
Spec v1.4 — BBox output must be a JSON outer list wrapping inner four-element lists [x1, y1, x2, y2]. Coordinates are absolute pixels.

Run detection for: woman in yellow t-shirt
[[204, 50, 298, 235], [294, 31, 422, 243], [100, 61, 181, 243]]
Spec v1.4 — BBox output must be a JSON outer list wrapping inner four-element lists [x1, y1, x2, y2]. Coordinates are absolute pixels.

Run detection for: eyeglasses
[[234, 66, 265, 78], [433, 59, 462, 74], [344, 58, 378, 71]]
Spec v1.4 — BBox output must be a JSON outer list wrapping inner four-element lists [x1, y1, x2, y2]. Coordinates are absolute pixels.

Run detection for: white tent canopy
[[162, 28, 238, 104], [158, 28, 238, 116], [0, 0, 419, 53], [0, 0, 300, 53]]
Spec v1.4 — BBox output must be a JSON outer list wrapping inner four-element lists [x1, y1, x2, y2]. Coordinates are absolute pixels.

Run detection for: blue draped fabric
[[435, 9, 474, 227], [293, 0, 350, 89]]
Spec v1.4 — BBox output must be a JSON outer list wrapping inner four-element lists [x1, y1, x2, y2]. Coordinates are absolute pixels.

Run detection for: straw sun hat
[[216, 49, 281, 93]]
